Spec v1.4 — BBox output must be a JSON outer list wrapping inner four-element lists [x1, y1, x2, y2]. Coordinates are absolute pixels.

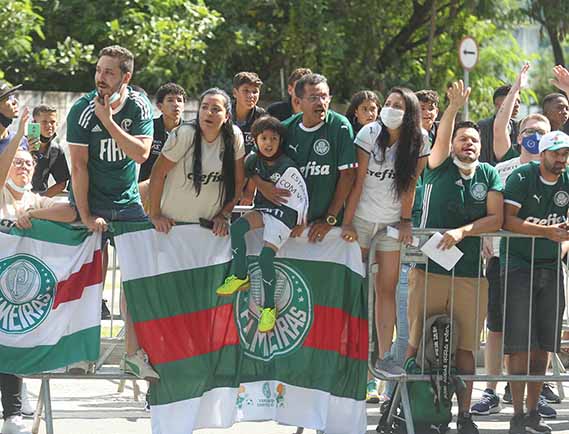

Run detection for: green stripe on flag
[[9, 221, 92, 246], [150, 346, 365, 405], [0, 326, 100, 375], [123, 262, 231, 322], [124, 258, 363, 322]]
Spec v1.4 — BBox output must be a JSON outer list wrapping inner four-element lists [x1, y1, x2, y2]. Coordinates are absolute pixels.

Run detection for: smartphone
[[199, 218, 214, 229], [27, 123, 41, 151]]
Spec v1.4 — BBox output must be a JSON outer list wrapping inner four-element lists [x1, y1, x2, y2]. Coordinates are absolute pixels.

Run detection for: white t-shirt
[[0, 187, 54, 220], [354, 121, 430, 223], [160, 123, 245, 222], [495, 156, 521, 186]]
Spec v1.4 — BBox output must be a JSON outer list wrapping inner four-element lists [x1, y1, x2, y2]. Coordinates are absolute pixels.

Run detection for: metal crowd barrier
[[368, 228, 569, 434]]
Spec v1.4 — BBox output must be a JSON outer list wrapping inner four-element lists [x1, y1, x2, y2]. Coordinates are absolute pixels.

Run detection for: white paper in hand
[[420, 232, 464, 271]]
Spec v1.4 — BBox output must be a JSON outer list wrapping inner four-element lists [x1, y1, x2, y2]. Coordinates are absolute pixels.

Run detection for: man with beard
[[258, 73, 356, 242], [502, 131, 569, 434], [67, 45, 158, 380], [478, 85, 520, 165], [407, 81, 504, 434], [30, 105, 70, 197]]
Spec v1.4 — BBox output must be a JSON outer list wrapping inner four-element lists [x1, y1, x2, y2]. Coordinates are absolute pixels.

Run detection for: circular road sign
[[458, 36, 479, 71]]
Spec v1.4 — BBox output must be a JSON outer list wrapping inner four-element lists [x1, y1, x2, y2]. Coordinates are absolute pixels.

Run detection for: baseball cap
[[538, 131, 569, 153], [0, 80, 22, 101]]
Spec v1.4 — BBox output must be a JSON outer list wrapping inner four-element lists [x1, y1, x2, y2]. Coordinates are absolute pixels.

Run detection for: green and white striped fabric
[[0, 221, 102, 374], [113, 222, 367, 434]]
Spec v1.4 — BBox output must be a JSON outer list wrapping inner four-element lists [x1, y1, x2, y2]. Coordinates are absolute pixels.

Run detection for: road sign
[[458, 36, 479, 71]]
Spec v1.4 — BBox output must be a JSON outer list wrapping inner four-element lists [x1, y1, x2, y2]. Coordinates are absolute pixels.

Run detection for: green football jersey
[[501, 161, 569, 270], [499, 146, 520, 163], [418, 157, 503, 277], [245, 153, 299, 228], [282, 110, 356, 223], [67, 87, 154, 210]]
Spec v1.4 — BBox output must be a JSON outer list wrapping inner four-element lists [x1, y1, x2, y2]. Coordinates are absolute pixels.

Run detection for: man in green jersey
[[407, 81, 504, 434], [502, 131, 569, 434], [67, 45, 157, 380]]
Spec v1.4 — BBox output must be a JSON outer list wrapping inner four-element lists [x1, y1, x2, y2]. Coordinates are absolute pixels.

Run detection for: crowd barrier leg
[[31, 380, 45, 434], [552, 354, 566, 400], [42, 377, 54, 434]]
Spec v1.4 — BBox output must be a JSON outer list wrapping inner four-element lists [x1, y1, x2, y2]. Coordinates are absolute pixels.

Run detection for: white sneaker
[[66, 361, 92, 375], [1, 416, 31, 434], [120, 350, 160, 381], [20, 383, 34, 418]]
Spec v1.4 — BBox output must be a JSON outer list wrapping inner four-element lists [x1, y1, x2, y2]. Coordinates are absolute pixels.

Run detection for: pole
[[463, 69, 469, 120], [280, 68, 286, 100]]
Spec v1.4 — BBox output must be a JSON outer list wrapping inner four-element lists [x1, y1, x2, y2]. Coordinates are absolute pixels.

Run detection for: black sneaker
[[470, 388, 501, 415], [503, 383, 512, 404], [524, 410, 552, 433], [541, 383, 561, 404], [457, 413, 479, 434], [537, 397, 557, 419], [509, 413, 525, 434], [101, 299, 111, 320]]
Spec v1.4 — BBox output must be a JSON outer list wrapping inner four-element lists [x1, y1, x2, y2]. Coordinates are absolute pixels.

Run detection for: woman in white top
[[149, 88, 245, 234], [342, 87, 430, 373]]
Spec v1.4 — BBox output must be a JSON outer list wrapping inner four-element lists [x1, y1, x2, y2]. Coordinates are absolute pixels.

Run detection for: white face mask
[[6, 177, 32, 193], [380, 107, 405, 129], [452, 156, 479, 171]]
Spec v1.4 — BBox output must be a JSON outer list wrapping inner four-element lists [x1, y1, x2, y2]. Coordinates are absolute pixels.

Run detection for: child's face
[[233, 84, 260, 110], [355, 99, 379, 126], [256, 129, 280, 158]]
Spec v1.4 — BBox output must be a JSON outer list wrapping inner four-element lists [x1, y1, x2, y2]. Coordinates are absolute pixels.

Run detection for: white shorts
[[261, 213, 292, 249], [352, 215, 400, 252]]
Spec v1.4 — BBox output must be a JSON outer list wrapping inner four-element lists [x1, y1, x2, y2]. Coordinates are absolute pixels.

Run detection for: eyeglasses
[[521, 128, 547, 136], [303, 95, 332, 103], [12, 158, 35, 168]]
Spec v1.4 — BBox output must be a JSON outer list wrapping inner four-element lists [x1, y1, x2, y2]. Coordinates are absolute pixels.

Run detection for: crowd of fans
[[1, 44, 569, 434]]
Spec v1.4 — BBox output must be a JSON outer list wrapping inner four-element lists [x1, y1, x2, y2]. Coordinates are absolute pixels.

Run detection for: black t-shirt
[[267, 99, 293, 122], [138, 116, 168, 182], [233, 105, 265, 155], [31, 137, 70, 194]]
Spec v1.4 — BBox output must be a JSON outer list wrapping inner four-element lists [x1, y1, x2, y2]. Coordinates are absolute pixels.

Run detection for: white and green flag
[[0, 221, 103, 374]]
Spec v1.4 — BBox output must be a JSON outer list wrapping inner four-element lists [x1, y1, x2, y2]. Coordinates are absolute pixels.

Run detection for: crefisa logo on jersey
[[120, 118, 133, 132], [313, 139, 330, 156], [554, 190, 569, 207], [470, 183, 488, 201], [235, 262, 313, 361], [0, 255, 56, 334]]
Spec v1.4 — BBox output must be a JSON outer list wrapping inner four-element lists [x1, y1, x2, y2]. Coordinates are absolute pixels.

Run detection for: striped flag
[[0, 221, 102, 374], [113, 222, 367, 434]]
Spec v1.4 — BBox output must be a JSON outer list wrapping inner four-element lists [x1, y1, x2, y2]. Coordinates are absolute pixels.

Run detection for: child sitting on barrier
[[216, 116, 308, 333]]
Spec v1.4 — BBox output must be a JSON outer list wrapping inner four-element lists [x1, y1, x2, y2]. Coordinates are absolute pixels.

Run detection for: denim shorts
[[502, 266, 565, 354]]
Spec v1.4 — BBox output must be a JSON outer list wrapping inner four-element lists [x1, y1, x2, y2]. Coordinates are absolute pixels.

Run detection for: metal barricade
[[368, 228, 569, 434]]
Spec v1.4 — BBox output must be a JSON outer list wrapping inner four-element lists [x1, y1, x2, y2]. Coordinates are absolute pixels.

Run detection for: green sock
[[230, 218, 250, 279], [259, 246, 276, 309]]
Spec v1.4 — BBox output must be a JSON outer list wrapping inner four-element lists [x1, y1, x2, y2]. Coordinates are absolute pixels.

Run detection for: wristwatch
[[326, 214, 337, 226]]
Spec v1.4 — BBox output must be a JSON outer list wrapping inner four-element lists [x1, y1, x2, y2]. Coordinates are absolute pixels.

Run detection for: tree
[[522, 0, 569, 66]]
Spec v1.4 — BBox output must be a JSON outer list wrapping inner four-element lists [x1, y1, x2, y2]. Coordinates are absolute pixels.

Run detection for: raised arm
[[94, 95, 151, 163], [551, 65, 569, 95], [428, 81, 471, 169], [0, 107, 28, 188], [494, 63, 529, 161]]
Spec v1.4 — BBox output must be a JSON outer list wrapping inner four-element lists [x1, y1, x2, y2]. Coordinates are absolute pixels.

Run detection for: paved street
[[6, 378, 568, 434]]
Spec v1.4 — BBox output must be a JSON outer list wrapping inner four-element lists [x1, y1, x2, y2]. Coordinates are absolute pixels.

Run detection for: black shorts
[[502, 266, 565, 354], [486, 256, 502, 332]]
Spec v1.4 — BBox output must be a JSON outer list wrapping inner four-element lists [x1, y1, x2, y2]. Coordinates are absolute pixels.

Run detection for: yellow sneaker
[[258, 307, 277, 333], [216, 275, 250, 296]]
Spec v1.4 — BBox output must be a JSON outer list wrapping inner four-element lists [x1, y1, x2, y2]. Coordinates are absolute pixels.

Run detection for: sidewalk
[[11, 379, 569, 433]]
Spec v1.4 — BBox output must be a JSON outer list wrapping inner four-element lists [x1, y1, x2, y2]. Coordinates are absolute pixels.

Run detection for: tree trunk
[[546, 24, 565, 67]]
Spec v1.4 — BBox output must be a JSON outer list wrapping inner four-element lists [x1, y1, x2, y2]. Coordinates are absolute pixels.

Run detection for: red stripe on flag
[[303, 305, 368, 361], [135, 304, 239, 365], [53, 249, 103, 310]]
